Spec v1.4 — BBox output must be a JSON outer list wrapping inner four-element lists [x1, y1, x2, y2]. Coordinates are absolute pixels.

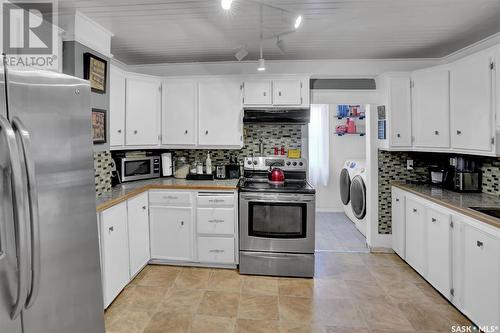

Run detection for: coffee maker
[[445, 156, 482, 192]]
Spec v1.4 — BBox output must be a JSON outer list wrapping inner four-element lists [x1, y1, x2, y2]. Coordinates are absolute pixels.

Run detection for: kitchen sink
[[469, 207, 500, 219]]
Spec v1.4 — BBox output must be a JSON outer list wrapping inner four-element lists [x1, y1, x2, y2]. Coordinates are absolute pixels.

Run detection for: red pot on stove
[[268, 167, 285, 184]]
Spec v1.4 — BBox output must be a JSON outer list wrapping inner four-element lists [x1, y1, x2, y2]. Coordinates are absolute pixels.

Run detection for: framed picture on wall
[[84, 53, 107, 93], [92, 108, 107, 144]]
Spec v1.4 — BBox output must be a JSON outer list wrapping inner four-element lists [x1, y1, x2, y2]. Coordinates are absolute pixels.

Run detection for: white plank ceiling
[[59, 0, 500, 65]]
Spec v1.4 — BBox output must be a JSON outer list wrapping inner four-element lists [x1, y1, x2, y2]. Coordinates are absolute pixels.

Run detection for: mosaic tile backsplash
[[171, 124, 304, 164], [378, 151, 500, 234], [94, 151, 112, 197]]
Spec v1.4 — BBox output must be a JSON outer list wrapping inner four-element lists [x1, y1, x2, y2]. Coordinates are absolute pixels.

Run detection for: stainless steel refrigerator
[[0, 58, 105, 332]]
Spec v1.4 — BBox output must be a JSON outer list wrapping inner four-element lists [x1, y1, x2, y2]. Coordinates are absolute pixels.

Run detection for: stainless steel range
[[239, 156, 315, 278]]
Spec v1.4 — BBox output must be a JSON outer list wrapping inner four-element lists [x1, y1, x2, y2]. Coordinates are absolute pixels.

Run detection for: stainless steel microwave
[[116, 156, 160, 182]]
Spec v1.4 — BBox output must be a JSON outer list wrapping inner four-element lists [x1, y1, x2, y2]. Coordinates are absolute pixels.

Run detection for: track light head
[[257, 58, 266, 71], [276, 38, 286, 55], [294, 15, 302, 29], [221, 0, 233, 10], [235, 46, 248, 61]]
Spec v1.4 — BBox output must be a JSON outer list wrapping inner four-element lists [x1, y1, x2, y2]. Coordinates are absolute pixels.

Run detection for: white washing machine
[[339, 160, 367, 236]]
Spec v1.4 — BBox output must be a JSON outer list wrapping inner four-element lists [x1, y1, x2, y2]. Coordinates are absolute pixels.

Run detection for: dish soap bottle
[[205, 151, 212, 175]]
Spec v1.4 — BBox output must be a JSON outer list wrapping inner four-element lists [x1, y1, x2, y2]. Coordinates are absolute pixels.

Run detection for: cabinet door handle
[[208, 219, 224, 223], [118, 129, 122, 133], [395, 198, 399, 202], [456, 130, 462, 135], [434, 130, 439, 135], [205, 130, 208, 135], [209, 249, 225, 253], [134, 130, 138, 134], [263, 92, 266, 96], [278, 91, 282, 96], [142, 206, 146, 210], [184, 130, 188, 134], [180, 221, 184, 226], [109, 226, 114, 232], [431, 218, 437, 223], [477, 240, 483, 248], [397, 133, 401, 138], [413, 208, 417, 213]]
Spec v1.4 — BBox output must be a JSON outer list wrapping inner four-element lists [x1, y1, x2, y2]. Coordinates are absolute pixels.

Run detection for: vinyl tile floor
[[105, 252, 473, 333], [315, 213, 369, 253]]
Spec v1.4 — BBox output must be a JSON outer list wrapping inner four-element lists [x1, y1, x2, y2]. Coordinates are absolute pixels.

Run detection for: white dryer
[[339, 160, 367, 236]]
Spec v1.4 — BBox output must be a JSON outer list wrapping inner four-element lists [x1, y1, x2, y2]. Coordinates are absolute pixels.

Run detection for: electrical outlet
[[407, 159, 414, 171]]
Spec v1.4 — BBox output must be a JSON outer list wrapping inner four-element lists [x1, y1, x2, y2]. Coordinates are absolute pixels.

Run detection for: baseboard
[[316, 207, 344, 213], [369, 247, 394, 253]]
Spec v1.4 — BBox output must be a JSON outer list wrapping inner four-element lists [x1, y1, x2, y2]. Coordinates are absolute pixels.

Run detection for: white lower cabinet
[[425, 207, 451, 298], [127, 192, 150, 277], [197, 208, 235, 235], [393, 186, 500, 327], [391, 188, 405, 259], [100, 202, 129, 308], [150, 206, 193, 261], [463, 225, 500, 327], [198, 237, 235, 264], [405, 198, 426, 275]]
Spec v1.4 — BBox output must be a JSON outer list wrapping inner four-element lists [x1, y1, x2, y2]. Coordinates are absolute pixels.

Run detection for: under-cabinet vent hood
[[243, 108, 310, 124]]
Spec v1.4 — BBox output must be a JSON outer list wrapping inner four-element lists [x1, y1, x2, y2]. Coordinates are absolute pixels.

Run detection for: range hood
[[243, 108, 310, 124]]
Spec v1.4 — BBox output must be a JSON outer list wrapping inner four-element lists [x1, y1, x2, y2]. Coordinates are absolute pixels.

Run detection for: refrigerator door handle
[[12, 117, 40, 309], [0, 115, 29, 319]]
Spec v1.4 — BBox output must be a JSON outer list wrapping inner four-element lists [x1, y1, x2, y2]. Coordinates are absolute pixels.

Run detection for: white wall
[[311, 90, 381, 212]]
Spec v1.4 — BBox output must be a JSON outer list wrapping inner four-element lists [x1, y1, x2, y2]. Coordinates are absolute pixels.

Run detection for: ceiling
[[58, 0, 500, 65]]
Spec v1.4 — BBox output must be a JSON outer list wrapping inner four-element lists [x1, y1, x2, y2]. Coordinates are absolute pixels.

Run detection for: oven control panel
[[244, 156, 308, 171]]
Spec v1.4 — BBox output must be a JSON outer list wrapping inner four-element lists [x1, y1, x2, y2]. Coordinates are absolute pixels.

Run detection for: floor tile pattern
[[315, 213, 368, 252], [105, 253, 472, 333]]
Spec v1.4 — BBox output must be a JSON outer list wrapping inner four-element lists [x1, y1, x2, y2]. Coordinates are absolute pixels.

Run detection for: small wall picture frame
[[92, 108, 107, 144], [84, 53, 107, 94]]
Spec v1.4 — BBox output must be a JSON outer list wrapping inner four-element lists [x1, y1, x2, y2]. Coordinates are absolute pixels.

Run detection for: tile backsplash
[[378, 150, 500, 234], [172, 124, 304, 163], [96, 124, 304, 196], [94, 151, 112, 197]]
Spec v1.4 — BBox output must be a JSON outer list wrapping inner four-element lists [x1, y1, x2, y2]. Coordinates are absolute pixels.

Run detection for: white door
[[127, 192, 150, 278], [451, 52, 493, 152], [126, 77, 161, 146], [101, 202, 129, 308], [243, 80, 272, 105], [273, 79, 302, 105], [412, 69, 450, 148], [150, 207, 192, 261], [391, 188, 405, 259], [162, 79, 197, 146], [463, 225, 500, 328], [109, 65, 126, 146], [426, 207, 451, 298], [389, 76, 412, 147], [198, 78, 243, 147], [405, 198, 426, 276]]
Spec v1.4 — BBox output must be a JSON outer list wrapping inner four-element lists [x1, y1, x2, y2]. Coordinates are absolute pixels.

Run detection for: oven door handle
[[241, 195, 314, 203]]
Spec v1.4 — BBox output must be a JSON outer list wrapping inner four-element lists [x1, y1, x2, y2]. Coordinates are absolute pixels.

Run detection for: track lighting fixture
[[221, 0, 232, 10]]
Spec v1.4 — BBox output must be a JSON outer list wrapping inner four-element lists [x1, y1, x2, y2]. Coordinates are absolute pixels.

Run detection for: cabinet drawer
[[197, 194, 234, 207], [198, 237, 235, 264], [149, 191, 191, 206], [197, 208, 235, 235]]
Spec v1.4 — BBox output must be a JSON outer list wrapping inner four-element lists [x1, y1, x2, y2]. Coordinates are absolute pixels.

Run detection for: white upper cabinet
[[162, 79, 197, 146], [198, 78, 243, 147], [450, 50, 494, 152], [242, 77, 309, 108], [412, 68, 450, 149], [243, 80, 272, 105], [125, 76, 161, 146], [273, 79, 302, 105], [109, 65, 126, 147], [378, 73, 412, 148]]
